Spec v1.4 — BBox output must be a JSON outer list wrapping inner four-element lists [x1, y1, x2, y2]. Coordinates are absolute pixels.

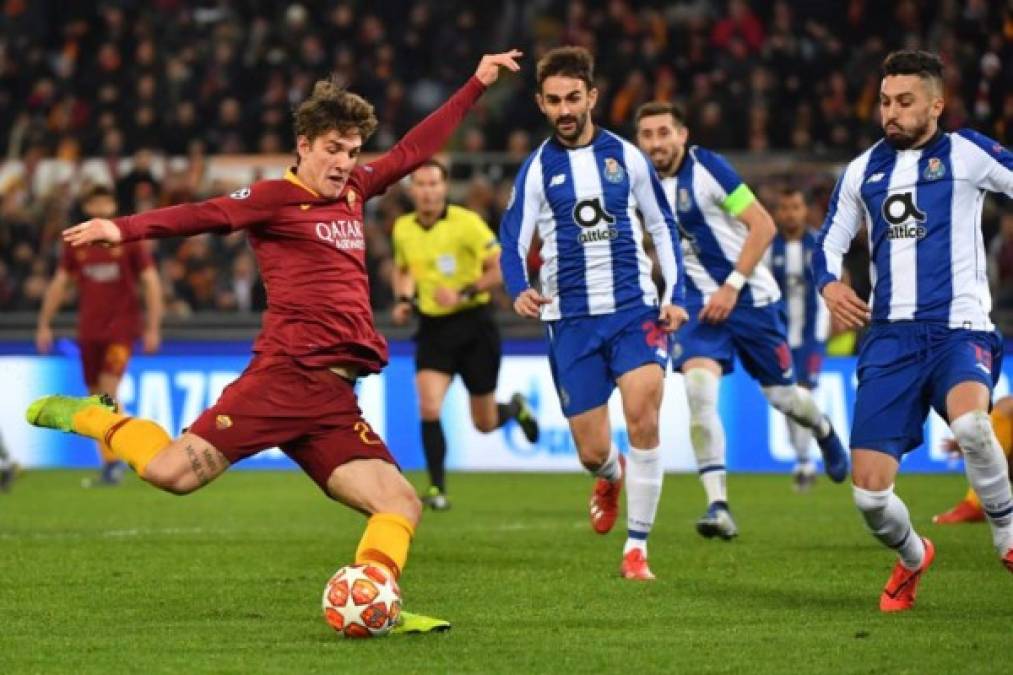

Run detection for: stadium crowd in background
[[0, 0, 1010, 317]]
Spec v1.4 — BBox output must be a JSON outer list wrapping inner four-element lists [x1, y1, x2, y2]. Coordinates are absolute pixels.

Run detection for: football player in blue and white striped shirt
[[500, 47, 688, 581], [635, 102, 848, 541], [769, 187, 831, 491], [813, 50, 1013, 612]]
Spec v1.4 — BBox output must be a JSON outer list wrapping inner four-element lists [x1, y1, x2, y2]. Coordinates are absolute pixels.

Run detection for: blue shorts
[[851, 323, 1003, 459], [546, 305, 671, 417], [792, 342, 826, 389], [671, 302, 794, 386]]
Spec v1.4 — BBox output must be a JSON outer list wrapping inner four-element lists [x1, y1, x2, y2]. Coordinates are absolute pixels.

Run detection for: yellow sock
[[97, 438, 118, 463], [72, 407, 170, 477], [354, 513, 415, 580]]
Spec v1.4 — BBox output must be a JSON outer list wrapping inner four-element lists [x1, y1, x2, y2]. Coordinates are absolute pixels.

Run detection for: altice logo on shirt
[[572, 197, 618, 244], [882, 191, 927, 240]]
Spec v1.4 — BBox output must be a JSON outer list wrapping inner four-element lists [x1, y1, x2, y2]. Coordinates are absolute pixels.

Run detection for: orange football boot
[[620, 548, 655, 580], [932, 499, 985, 524], [1003, 548, 1013, 574], [880, 537, 935, 613], [589, 455, 625, 534]]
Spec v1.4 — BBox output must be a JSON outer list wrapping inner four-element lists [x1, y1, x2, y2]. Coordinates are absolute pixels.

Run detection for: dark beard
[[884, 120, 929, 150], [555, 112, 588, 143], [653, 154, 677, 176]]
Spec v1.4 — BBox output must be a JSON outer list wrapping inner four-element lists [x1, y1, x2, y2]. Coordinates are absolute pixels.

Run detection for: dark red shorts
[[79, 340, 132, 388], [188, 355, 397, 493]]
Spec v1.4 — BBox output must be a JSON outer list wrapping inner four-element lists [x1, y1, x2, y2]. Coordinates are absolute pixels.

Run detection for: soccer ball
[[322, 564, 401, 638]]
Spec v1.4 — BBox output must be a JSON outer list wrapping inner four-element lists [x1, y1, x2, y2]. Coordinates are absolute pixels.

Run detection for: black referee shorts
[[414, 305, 502, 396]]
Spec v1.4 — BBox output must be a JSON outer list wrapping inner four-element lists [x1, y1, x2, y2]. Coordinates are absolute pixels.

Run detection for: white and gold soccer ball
[[322, 564, 401, 638]]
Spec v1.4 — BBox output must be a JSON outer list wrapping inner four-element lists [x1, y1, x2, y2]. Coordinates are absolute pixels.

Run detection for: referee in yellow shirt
[[392, 160, 539, 510]]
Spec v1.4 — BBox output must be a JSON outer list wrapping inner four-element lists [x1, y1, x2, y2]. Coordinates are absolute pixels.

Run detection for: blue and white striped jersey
[[658, 146, 781, 307], [812, 129, 1013, 330], [768, 231, 829, 348], [499, 128, 684, 321]]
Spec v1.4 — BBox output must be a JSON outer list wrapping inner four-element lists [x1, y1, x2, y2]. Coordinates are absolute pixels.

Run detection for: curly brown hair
[[293, 77, 378, 142], [536, 46, 594, 91]]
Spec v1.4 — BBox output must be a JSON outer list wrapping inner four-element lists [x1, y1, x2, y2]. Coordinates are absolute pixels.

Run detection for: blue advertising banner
[[2, 340, 1009, 473]]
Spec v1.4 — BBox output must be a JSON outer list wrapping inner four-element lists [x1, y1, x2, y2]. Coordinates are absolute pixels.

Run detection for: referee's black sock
[[496, 400, 520, 428], [421, 420, 447, 492]]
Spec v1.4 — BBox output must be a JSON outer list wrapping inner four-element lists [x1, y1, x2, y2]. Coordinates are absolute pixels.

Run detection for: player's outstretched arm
[[69, 189, 276, 245], [62, 218, 123, 247], [359, 50, 523, 198], [473, 50, 523, 86]]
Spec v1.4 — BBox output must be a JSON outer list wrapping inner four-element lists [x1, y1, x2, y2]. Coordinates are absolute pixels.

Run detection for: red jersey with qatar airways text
[[60, 241, 153, 342], [113, 76, 487, 374]]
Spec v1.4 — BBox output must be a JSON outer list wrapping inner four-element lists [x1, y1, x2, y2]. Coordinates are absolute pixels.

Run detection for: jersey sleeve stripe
[[693, 147, 744, 196], [498, 146, 544, 300], [812, 154, 868, 291]]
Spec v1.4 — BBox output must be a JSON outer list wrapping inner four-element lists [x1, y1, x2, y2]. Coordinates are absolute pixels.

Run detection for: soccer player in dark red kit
[[36, 184, 163, 487], [27, 49, 523, 635]]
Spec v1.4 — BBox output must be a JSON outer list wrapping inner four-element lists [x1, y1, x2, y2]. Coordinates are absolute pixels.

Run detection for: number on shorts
[[354, 420, 380, 445]]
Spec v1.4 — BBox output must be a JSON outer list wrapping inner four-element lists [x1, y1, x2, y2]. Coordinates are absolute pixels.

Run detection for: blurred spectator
[[0, 0, 1010, 319]]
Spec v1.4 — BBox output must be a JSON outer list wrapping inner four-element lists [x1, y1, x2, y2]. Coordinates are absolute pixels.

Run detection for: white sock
[[624, 446, 663, 555], [951, 411, 1013, 553], [763, 385, 831, 439], [788, 419, 813, 463], [853, 485, 926, 570], [595, 443, 623, 483], [685, 368, 727, 505]]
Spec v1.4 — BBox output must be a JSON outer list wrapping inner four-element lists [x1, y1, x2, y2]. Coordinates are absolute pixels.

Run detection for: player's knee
[[473, 413, 498, 434], [142, 463, 197, 496], [375, 484, 422, 527], [684, 368, 719, 419], [853, 484, 892, 513], [577, 445, 610, 472], [761, 385, 798, 415], [625, 410, 659, 448], [950, 410, 993, 458]]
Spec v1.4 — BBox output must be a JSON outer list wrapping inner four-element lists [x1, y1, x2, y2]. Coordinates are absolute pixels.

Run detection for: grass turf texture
[[1, 471, 1009, 674]]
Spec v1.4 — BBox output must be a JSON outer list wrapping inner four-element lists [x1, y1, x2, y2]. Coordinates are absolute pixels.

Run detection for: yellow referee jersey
[[392, 204, 500, 317]]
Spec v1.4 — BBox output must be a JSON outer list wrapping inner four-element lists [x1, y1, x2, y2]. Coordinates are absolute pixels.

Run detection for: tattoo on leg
[[201, 448, 220, 474], [185, 444, 209, 486]]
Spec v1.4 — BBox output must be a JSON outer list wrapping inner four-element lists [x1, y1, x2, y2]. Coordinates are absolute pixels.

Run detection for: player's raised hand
[[474, 49, 523, 86], [513, 287, 551, 319], [699, 284, 738, 324], [659, 304, 688, 333], [63, 218, 123, 247], [822, 280, 870, 330]]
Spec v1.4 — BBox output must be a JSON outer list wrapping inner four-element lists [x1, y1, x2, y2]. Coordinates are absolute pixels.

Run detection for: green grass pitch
[[1, 470, 1009, 674]]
